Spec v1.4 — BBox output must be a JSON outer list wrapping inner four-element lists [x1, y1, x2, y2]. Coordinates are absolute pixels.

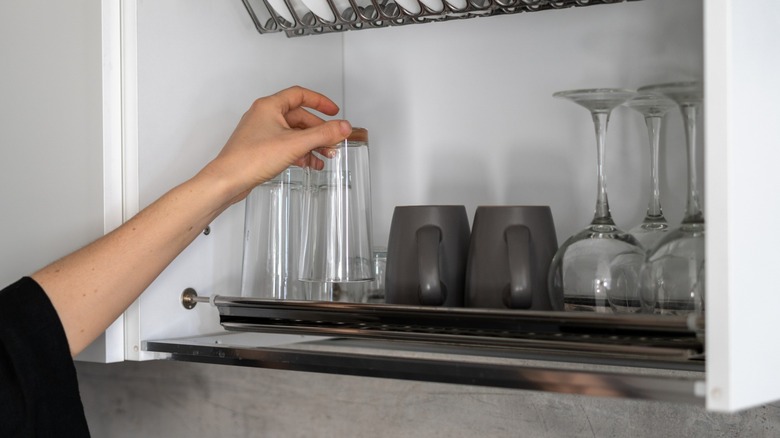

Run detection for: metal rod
[[180, 288, 212, 309]]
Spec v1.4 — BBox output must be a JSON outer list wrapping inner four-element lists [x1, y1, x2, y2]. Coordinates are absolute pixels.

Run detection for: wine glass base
[[638, 81, 703, 106], [553, 88, 636, 112]]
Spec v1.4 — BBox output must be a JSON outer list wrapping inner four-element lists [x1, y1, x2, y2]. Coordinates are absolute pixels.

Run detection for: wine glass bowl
[[548, 88, 646, 313], [641, 225, 705, 315]]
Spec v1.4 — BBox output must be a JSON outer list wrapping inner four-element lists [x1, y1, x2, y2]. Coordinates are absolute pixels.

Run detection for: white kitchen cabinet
[[703, 0, 780, 413], [0, 0, 126, 362], [2, 0, 778, 413]]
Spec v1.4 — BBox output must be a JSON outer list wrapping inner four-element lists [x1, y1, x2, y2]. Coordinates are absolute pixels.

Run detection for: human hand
[[200, 86, 352, 204], [30, 86, 351, 356]]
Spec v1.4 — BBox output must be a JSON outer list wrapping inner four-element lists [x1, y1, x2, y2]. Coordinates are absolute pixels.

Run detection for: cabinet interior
[[132, 0, 711, 408]]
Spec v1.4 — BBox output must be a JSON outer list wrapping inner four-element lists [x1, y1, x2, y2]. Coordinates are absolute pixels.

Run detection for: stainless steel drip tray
[[144, 299, 705, 405], [213, 297, 704, 365]]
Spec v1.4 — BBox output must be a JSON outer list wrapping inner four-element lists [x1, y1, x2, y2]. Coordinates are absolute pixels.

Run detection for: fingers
[[272, 86, 340, 117], [286, 107, 326, 130], [313, 146, 338, 158], [289, 119, 352, 156], [294, 153, 325, 170], [213, 88, 350, 198], [284, 107, 348, 158]]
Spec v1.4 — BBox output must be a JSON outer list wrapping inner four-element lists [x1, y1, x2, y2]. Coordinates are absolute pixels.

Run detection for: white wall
[[0, 1, 104, 285], [344, 0, 703, 247]]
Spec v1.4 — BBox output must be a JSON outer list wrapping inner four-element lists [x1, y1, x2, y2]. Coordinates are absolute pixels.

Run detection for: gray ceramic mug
[[465, 206, 558, 310], [385, 205, 470, 307]]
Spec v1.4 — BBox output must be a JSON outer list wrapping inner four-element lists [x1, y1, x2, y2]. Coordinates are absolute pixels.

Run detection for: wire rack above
[[241, 0, 637, 37]]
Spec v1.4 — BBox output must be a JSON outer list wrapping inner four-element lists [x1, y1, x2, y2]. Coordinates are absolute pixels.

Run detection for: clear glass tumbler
[[240, 166, 306, 299], [364, 249, 387, 303], [298, 128, 374, 286]]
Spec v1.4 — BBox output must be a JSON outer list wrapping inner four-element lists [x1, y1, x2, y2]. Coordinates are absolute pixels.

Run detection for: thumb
[[290, 120, 353, 156]]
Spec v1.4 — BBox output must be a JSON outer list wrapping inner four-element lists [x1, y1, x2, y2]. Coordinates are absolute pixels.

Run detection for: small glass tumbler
[[315, 248, 386, 302], [299, 128, 374, 285], [240, 166, 306, 299], [364, 249, 387, 304]]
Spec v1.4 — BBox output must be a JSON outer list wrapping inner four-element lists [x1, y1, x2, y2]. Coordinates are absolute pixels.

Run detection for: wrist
[[191, 162, 246, 209]]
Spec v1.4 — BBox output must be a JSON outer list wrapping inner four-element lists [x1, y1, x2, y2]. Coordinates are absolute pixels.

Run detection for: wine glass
[[624, 93, 676, 251], [638, 81, 705, 316], [548, 88, 646, 313]]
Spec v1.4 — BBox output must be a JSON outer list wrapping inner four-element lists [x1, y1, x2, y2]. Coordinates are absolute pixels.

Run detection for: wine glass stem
[[681, 104, 704, 224], [591, 111, 614, 225], [645, 116, 664, 219]]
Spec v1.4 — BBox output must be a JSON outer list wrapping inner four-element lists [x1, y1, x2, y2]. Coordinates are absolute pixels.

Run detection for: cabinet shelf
[[242, 0, 636, 37]]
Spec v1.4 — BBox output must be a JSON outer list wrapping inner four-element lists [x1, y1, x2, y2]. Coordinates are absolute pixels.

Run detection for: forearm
[[32, 171, 231, 356], [29, 86, 350, 357]]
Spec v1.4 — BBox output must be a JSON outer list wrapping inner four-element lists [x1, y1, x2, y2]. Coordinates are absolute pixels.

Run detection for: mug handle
[[416, 225, 446, 306], [503, 225, 532, 309]]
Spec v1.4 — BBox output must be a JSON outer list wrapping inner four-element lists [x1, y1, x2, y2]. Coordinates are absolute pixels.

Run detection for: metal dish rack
[[241, 0, 637, 37], [147, 294, 706, 404], [214, 297, 705, 365], [176, 293, 705, 369]]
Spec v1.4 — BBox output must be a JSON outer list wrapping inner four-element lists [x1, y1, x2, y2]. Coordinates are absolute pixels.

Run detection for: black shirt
[[0, 277, 90, 437]]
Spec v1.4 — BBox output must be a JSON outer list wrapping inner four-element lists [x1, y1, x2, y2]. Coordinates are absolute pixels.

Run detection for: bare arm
[[31, 86, 352, 356]]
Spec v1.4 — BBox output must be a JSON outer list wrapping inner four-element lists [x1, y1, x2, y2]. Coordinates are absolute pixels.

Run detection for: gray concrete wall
[[76, 361, 780, 437]]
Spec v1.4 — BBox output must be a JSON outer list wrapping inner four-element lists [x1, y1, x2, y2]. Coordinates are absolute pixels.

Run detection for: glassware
[[624, 93, 677, 251], [304, 281, 335, 301], [364, 249, 387, 303], [298, 128, 374, 285], [333, 248, 387, 303], [638, 81, 705, 315], [548, 88, 645, 313], [240, 166, 306, 300]]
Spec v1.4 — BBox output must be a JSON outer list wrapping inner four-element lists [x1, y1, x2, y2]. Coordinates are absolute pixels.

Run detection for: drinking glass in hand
[[240, 167, 306, 300], [298, 128, 374, 286]]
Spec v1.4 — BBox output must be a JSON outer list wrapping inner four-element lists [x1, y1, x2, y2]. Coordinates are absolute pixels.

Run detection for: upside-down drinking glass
[[298, 128, 374, 288], [548, 88, 646, 313], [240, 166, 306, 300], [638, 81, 705, 316]]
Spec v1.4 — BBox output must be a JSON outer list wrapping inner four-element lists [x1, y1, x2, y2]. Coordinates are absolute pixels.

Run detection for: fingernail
[[339, 120, 352, 135]]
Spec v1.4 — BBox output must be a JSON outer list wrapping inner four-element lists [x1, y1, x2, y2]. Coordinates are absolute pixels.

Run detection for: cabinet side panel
[[129, 0, 344, 356], [707, 0, 780, 411], [703, 0, 731, 412]]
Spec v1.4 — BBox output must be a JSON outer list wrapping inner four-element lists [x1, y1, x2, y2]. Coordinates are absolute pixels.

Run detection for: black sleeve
[[0, 277, 90, 437]]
